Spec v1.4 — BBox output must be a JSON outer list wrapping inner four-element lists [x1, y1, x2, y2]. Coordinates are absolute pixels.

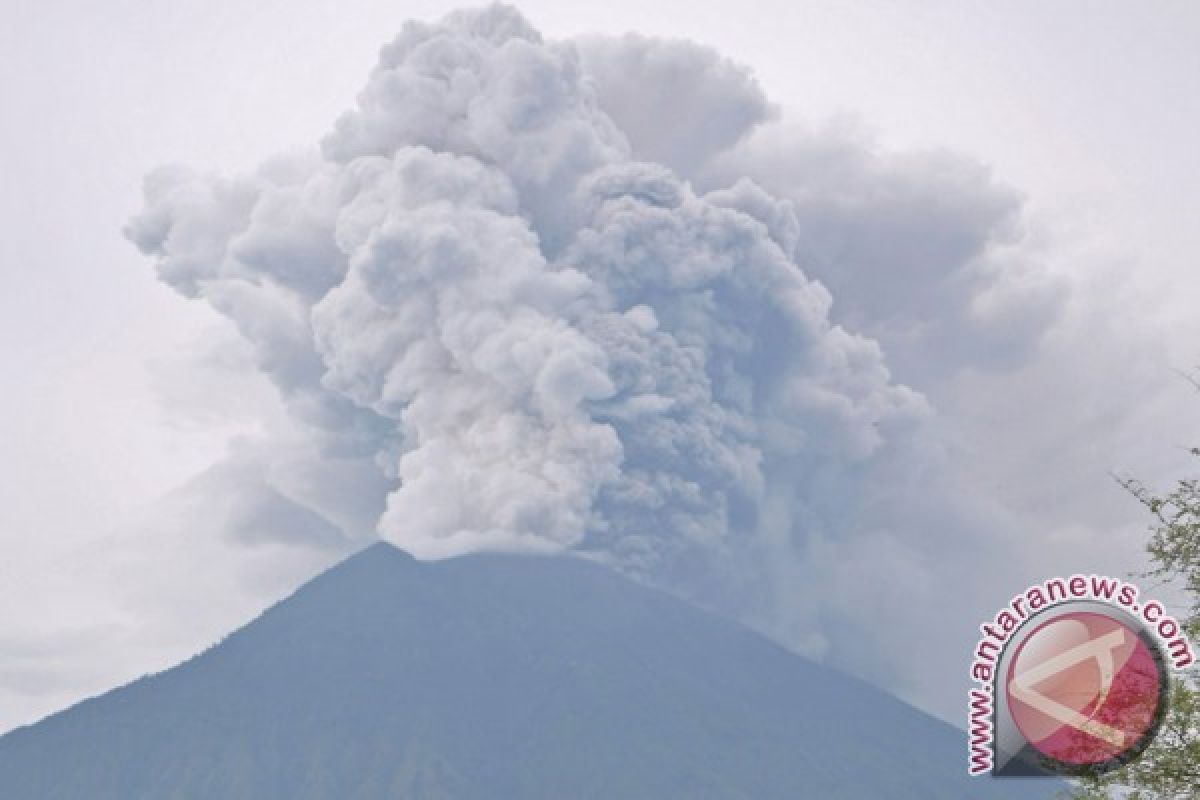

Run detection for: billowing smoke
[[126, 3, 1066, 706]]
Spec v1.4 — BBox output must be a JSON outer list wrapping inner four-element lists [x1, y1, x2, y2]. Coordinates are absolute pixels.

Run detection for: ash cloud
[[574, 33, 776, 176], [127, 3, 1073, 708], [698, 123, 1068, 384], [128, 4, 923, 566]]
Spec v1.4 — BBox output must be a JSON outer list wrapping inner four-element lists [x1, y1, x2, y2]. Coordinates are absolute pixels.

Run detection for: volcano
[[0, 543, 1052, 798]]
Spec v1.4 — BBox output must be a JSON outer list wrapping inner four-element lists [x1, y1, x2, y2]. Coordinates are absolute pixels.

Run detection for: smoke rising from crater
[[126, 3, 1068, 703], [128, 5, 925, 565]]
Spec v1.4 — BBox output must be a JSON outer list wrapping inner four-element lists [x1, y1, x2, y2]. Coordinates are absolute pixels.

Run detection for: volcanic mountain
[[0, 543, 1052, 798]]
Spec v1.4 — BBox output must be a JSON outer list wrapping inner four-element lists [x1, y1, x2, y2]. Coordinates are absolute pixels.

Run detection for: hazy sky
[[2, 0, 1199, 732]]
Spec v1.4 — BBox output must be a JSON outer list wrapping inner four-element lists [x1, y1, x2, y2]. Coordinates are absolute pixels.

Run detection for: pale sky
[[2, 0, 1199, 732]]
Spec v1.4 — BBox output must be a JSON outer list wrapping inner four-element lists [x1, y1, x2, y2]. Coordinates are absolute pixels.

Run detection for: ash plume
[[126, 3, 1065, 705]]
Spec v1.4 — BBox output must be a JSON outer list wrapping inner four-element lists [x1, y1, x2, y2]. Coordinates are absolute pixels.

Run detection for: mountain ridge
[[0, 542, 1051, 798]]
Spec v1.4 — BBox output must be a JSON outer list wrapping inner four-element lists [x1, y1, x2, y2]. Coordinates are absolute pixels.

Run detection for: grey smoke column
[[125, 4, 1080, 713], [127, 5, 924, 585]]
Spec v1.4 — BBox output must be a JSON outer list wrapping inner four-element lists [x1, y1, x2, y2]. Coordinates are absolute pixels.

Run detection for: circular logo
[[1005, 610, 1168, 772]]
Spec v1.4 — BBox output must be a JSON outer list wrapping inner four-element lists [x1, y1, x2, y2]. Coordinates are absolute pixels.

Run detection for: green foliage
[[1066, 449, 1200, 800], [1123, 450, 1200, 629], [1069, 677, 1199, 799]]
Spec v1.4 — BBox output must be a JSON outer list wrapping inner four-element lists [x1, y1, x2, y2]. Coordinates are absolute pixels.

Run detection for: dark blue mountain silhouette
[[0, 543, 1054, 798]]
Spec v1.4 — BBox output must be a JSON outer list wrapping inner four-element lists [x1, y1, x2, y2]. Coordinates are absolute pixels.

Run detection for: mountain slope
[[0, 543, 1048, 798]]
